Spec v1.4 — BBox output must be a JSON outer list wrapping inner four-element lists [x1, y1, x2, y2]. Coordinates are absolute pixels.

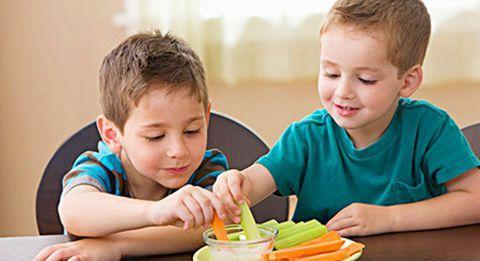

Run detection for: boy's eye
[[145, 135, 165, 141], [324, 72, 340, 79], [359, 78, 377, 85], [184, 129, 201, 135]]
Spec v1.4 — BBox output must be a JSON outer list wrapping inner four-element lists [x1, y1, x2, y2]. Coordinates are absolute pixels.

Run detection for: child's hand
[[326, 203, 394, 237], [34, 238, 121, 261], [212, 169, 252, 223], [149, 185, 227, 230]]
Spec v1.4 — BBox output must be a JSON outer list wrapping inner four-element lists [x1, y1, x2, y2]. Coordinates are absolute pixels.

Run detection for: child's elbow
[[58, 201, 105, 237]]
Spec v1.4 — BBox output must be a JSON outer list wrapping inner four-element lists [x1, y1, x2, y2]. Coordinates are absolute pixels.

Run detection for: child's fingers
[[326, 206, 353, 227], [223, 187, 242, 223], [337, 225, 361, 237], [175, 202, 195, 229], [191, 188, 215, 227], [44, 246, 77, 261], [34, 244, 61, 261], [219, 190, 241, 223], [215, 179, 241, 220], [206, 192, 228, 221], [182, 194, 205, 229], [326, 216, 358, 232], [67, 256, 81, 261], [227, 174, 246, 205], [198, 188, 227, 221]]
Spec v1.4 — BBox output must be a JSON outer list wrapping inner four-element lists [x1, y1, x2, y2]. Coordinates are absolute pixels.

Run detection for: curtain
[[114, 0, 480, 88]]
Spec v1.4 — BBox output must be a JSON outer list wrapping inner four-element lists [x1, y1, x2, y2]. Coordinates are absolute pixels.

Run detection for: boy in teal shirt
[[214, 0, 480, 237], [35, 31, 232, 260]]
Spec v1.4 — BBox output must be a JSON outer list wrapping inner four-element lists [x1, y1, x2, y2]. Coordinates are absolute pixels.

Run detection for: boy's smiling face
[[118, 84, 209, 190], [318, 26, 411, 141]]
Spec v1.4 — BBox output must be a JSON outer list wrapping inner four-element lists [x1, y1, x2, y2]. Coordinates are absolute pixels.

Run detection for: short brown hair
[[99, 30, 208, 132], [320, 0, 431, 75]]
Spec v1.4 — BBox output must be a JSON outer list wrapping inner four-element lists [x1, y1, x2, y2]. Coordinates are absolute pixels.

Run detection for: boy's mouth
[[334, 103, 360, 116], [165, 166, 189, 174]]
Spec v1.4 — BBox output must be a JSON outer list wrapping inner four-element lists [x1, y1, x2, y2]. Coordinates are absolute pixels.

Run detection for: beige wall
[[0, 0, 125, 236], [1, 1, 479, 237]]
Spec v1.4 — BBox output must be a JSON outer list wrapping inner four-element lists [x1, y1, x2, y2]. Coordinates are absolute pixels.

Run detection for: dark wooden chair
[[462, 122, 480, 158], [36, 112, 289, 235]]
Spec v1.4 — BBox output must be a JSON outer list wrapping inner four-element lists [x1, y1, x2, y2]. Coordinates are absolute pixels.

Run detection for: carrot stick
[[212, 212, 228, 241], [293, 241, 365, 261], [293, 250, 348, 261], [299, 231, 341, 247], [266, 239, 344, 260], [343, 242, 365, 256]]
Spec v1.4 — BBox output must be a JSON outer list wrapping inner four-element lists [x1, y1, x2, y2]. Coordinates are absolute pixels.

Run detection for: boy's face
[[118, 85, 209, 189], [318, 26, 404, 135]]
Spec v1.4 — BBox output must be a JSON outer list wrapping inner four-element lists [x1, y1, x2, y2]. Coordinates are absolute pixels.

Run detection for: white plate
[[193, 237, 362, 261]]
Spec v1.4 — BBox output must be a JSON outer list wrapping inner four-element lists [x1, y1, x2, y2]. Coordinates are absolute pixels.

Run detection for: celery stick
[[277, 222, 305, 240], [227, 232, 242, 241], [228, 219, 277, 241], [240, 202, 261, 240], [275, 225, 328, 250], [278, 219, 321, 240], [278, 220, 295, 230], [261, 219, 279, 230]]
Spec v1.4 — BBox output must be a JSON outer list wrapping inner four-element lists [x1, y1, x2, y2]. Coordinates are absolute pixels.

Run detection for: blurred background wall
[[0, 0, 479, 236]]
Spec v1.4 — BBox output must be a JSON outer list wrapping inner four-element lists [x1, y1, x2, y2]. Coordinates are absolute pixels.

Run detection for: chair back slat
[[462, 122, 480, 158]]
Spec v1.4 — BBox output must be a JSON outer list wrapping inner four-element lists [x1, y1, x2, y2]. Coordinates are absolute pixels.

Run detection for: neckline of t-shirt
[[335, 104, 401, 160]]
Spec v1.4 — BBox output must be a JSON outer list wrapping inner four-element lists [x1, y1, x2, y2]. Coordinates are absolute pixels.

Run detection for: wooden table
[[1, 224, 479, 260]]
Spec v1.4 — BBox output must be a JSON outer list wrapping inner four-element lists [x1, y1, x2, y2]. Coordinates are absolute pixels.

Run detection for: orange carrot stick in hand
[[212, 212, 228, 241]]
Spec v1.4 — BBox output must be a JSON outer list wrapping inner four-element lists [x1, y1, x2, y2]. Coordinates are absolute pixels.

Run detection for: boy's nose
[[166, 138, 188, 159], [336, 79, 355, 99]]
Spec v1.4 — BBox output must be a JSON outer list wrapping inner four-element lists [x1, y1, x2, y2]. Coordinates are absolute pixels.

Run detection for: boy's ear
[[205, 101, 212, 127], [399, 64, 423, 98], [96, 115, 122, 155]]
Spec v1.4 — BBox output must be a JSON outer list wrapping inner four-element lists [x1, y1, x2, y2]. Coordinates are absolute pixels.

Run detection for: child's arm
[[327, 167, 480, 236], [59, 184, 227, 237], [390, 167, 480, 230], [213, 163, 277, 219], [34, 226, 206, 261]]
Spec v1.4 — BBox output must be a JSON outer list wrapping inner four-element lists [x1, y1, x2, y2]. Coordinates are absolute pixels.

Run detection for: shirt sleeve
[[257, 123, 308, 196], [190, 149, 229, 189], [61, 154, 114, 197], [423, 114, 480, 185]]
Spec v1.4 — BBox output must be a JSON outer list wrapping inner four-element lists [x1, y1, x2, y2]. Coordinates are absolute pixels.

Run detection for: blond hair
[[99, 30, 208, 132], [320, 0, 431, 76]]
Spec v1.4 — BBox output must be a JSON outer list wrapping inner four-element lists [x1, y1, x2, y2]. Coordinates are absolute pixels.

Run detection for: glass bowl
[[203, 224, 277, 261]]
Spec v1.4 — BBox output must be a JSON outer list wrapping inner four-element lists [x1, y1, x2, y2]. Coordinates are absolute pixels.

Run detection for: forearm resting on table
[[389, 168, 480, 232], [108, 226, 205, 257], [59, 185, 155, 237]]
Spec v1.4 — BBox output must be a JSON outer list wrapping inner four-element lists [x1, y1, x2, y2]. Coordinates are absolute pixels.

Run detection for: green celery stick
[[275, 225, 328, 250], [278, 220, 295, 230], [227, 232, 242, 241], [261, 219, 279, 230], [277, 222, 305, 240], [229, 219, 278, 241], [277, 219, 321, 240], [240, 202, 261, 240]]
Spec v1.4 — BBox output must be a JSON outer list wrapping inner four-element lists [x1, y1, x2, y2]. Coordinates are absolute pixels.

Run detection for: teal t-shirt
[[258, 98, 479, 224]]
